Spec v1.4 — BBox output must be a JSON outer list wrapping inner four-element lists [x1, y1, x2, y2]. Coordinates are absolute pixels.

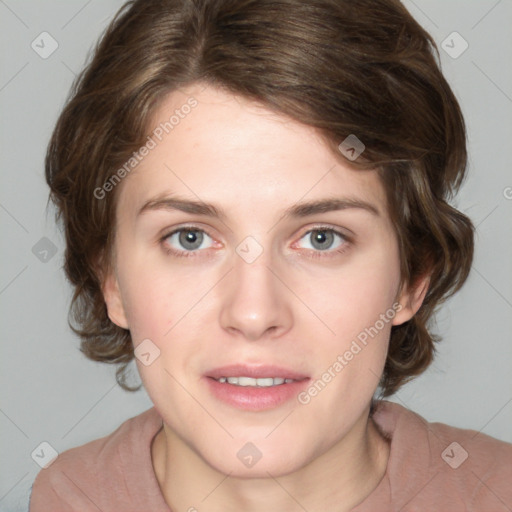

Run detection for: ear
[[392, 273, 430, 326], [101, 270, 129, 330]]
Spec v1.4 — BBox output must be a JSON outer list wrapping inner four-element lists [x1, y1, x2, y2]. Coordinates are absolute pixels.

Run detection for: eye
[[160, 225, 349, 259], [296, 227, 347, 253], [162, 227, 214, 256]]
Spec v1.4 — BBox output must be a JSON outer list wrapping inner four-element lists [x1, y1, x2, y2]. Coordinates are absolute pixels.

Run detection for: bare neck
[[151, 411, 390, 512]]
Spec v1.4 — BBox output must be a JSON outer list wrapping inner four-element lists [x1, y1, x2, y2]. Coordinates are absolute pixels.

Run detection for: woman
[[29, 0, 512, 510]]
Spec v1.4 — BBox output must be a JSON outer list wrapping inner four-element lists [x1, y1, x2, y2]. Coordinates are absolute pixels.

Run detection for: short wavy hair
[[46, 0, 474, 396]]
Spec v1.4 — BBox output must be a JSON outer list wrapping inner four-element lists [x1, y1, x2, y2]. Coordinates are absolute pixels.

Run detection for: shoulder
[[372, 400, 512, 511], [29, 407, 165, 512]]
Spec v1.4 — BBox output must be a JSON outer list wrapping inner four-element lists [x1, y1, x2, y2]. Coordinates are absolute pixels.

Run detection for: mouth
[[204, 364, 310, 411]]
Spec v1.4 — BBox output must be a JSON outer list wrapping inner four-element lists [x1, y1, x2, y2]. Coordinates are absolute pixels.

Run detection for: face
[[103, 83, 425, 477]]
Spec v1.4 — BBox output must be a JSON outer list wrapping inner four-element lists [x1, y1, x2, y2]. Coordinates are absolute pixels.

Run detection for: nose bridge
[[219, 239, 292, 340]]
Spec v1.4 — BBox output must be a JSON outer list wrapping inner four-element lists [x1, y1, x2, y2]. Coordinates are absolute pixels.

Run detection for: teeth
[[216, 376, 295, 387]]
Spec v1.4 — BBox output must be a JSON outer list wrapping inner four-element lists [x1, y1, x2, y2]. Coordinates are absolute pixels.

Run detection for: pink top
[[29, 401, 512, 511]]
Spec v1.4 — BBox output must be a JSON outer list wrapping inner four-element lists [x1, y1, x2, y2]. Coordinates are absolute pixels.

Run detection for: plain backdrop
[[1, 1, 511, 510]]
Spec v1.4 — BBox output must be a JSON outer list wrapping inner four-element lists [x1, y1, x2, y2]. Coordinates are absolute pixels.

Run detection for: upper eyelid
[[162, 225, 215, 240]]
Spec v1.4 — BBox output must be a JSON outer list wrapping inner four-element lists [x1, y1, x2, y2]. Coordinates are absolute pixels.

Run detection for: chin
[[200, 439, 314, 479]]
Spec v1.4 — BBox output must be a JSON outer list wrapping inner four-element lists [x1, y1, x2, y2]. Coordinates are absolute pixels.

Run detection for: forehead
[[116, 84, 387, 222]]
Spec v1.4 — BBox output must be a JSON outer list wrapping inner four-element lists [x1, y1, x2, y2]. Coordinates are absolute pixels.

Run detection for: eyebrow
[[137, 194, 380, 220]]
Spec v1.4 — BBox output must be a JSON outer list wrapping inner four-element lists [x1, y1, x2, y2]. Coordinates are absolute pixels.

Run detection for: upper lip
[[206, 364, 309, 381]]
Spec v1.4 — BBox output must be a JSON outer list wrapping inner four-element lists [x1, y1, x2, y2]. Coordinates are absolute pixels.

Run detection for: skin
[[102, 83, 429, 512]]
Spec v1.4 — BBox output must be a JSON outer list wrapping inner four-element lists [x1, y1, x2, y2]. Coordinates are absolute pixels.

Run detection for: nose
[[219, 247, 293, 341]]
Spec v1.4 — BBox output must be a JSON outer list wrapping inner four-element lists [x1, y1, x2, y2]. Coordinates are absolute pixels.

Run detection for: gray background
[[1, 0, 511, 510]]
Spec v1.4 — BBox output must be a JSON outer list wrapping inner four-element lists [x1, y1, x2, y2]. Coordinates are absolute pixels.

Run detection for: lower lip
[[204, 377, 310, 411]]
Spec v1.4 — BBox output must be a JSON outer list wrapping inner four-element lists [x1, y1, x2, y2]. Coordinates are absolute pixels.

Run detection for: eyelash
[[159, 225, 351, 259]]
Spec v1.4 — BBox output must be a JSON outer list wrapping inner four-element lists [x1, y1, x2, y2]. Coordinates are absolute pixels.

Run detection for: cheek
[[117, 258, 210, 341], [297, 257, 400, 417], [313, 243, 401, 343]]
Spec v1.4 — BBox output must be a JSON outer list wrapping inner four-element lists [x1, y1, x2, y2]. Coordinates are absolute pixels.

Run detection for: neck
[[151, 406, 390, 512]]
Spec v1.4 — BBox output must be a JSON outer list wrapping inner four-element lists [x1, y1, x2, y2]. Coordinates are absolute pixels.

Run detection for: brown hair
[[46, 0, 474, 396]]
